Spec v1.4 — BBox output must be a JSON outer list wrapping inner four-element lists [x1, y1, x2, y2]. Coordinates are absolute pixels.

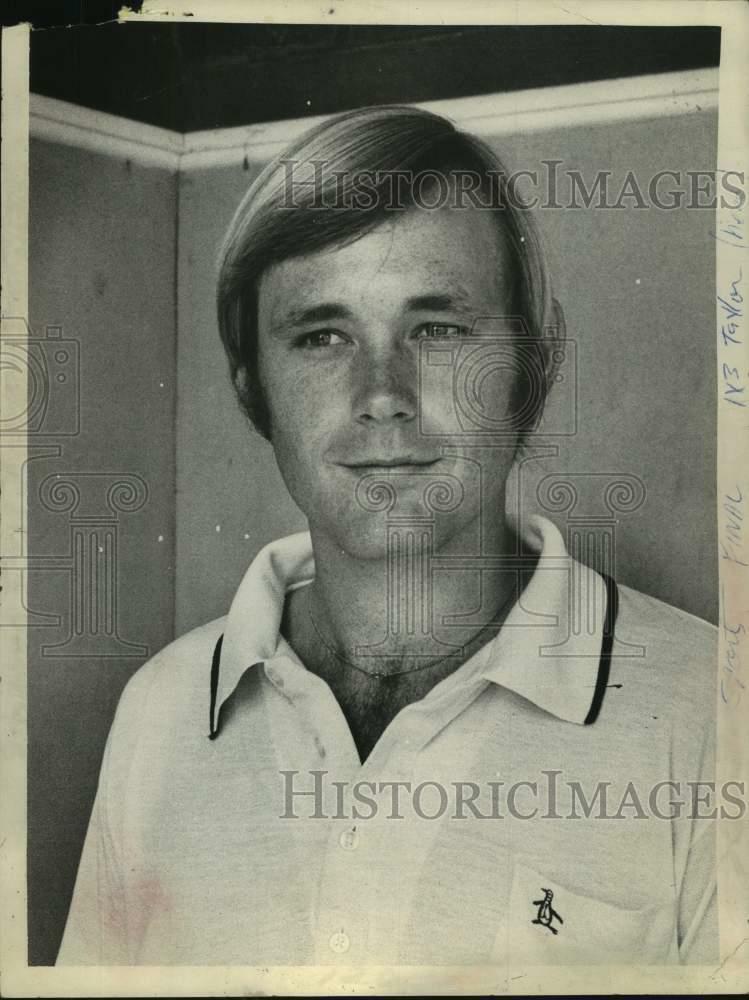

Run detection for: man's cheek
[[274, 372, 332, 425], [272, 427, 311, 480], [270, 418, 329, 499], [421, 367, 517, 439]]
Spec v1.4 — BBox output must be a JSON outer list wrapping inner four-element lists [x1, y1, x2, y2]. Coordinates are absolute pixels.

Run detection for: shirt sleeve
[[56, 726, 130, 965], [665, 612, 720, 965], [677, 815, 719, 963], [674, 660, 719, 965]]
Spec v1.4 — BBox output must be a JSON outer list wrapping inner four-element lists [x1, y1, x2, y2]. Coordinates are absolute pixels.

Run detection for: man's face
[[256, 201, 521, 558]]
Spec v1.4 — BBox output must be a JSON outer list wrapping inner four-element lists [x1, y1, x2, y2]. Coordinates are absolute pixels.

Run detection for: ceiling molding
[[31, 67, 718, 173], [30, 95, 184, 170]]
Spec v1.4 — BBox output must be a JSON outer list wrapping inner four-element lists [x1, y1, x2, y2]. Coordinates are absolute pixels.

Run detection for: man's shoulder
[[615, 581, 716, 653], [114, 615, 228, 722], [611, 581, 717, 719]]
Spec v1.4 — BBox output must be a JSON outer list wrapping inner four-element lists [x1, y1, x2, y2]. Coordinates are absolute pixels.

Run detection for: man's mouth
[[340, 456, 441, 470]]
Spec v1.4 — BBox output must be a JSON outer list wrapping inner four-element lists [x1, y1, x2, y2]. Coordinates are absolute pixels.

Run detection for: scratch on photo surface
[[710, 936, 749, 981], [555, 5, 601, 26]]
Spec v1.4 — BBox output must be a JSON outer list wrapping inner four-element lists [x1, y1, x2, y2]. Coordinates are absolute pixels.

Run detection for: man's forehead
[[258, 204, 511, 322], [266, 287, 483, 335]]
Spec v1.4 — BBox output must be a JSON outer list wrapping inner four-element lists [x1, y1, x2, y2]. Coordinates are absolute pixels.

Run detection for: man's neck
[[281, 516, 522, 760]]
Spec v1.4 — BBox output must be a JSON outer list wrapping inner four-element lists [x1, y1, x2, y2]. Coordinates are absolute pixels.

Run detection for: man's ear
[[543, 297, 566, 393]]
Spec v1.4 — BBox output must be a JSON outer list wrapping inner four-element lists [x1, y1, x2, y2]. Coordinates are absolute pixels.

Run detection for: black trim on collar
[[207, 572, 620, 737], [583, 572, 620, 726], [208, 633, 224, 740]]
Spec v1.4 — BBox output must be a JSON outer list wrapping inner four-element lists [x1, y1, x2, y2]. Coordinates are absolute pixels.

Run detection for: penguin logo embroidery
[[532, 888, 564, 934]]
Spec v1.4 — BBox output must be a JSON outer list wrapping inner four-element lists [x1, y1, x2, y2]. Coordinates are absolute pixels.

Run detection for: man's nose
[[352, 343, 417, 424]]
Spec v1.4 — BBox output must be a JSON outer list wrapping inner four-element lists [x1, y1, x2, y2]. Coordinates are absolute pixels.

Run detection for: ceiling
[[28, 21, 721, 134]]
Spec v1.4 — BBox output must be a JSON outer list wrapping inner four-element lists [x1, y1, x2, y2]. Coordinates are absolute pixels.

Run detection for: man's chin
[[312, 508, 477, 563], [318, 516, 393, 562], [303, 467, 483, 559]]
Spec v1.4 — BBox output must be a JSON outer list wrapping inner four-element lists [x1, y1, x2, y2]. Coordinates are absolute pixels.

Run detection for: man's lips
[[338, 456, 441, 469]]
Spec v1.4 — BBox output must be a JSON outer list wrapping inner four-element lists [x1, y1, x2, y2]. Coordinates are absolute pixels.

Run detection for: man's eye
[[297, 330, 347, 348], [415, 322, 469, 339]]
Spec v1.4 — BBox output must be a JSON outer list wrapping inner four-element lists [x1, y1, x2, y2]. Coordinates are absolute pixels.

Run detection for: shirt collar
[[214, 514, 611, 729], [477, 515, 611, 725]]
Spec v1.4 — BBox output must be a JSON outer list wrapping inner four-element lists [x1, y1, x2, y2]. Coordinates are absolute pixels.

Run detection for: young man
[[58, 106, 717, 966]]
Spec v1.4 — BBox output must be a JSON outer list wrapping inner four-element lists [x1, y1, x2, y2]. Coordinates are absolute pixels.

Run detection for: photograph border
[[2, 1, 748, 994]]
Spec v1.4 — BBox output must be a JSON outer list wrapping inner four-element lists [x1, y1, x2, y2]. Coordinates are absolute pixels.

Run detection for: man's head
[[217, 105, 561, 556]]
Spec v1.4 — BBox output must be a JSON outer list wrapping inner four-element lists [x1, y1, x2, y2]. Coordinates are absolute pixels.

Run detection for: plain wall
[[175, 109, 718, 634], [27, 138, 178, 964], [175, 162, 307, 634]]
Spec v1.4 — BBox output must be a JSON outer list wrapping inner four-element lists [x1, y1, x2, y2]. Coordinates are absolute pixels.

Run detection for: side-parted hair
[[217, 104, 556, 440]]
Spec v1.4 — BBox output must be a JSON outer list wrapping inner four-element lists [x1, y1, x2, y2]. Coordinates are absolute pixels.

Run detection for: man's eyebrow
[[271, 302, 355, 332], [271, 290, 475, 333], [404, 291, 473, 311]]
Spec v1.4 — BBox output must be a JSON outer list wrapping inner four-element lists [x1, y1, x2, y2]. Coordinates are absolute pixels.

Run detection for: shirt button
[[329, 930, 350, 954], [339, 827, 359, 851]]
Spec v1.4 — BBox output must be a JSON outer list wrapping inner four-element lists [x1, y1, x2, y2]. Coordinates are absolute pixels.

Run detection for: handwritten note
[[716, 194, 747, 710], [720, 485, 746, 705], [719, 266, 744, 408]]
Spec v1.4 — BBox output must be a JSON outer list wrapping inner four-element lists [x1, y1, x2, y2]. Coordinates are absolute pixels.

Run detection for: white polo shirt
[[57, 514, 718, 966]]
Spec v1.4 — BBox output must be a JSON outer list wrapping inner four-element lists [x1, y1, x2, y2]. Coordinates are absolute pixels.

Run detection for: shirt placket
[[312, 729, 418, 965], [311, 675, 489, 965]]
